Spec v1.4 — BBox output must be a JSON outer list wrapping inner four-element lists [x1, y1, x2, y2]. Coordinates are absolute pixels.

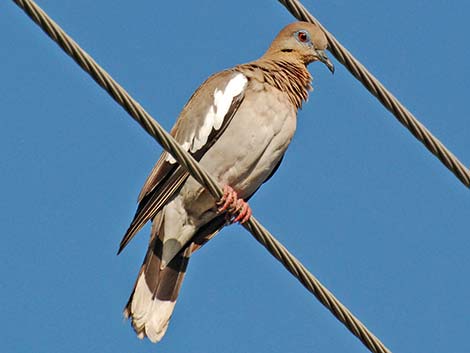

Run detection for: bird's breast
[[181, 83, 297, 222]]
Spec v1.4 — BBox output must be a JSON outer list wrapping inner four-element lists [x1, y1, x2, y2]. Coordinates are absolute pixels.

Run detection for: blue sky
[[1, 1, 469, 352]]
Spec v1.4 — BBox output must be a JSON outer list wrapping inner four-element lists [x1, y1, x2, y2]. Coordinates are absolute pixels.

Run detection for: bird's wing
[[118, 70, 248, 253]]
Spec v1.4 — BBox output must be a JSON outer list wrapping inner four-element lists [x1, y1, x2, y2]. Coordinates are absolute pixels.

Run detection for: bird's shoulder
[[137, 68, 248, 200], [171, 69, 246, 138], [159, 68, 248, 164]]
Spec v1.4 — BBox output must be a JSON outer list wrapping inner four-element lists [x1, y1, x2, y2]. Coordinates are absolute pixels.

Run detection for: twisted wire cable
[[279, 0, 470, 188], [12, 1, 395, 352]]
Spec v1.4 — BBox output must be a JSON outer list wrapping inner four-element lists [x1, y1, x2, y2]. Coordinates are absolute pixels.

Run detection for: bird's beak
[[316, 49, 335, 74]]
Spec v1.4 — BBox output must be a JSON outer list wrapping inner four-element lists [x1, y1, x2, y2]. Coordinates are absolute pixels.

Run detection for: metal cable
[[12, 1, 393, 352], [279, 0, 470, 188]]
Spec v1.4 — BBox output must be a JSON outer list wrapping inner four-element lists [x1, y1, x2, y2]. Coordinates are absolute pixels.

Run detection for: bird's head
[[263, 21, 334, 73]]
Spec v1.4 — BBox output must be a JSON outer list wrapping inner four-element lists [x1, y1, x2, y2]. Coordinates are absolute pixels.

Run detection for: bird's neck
[[239, 59, 312, 109]]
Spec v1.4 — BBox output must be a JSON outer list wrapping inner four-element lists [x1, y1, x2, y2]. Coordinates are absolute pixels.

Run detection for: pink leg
[[217, 185, 252, 224], [217, 185, 238, 212], [232, 199, 252, 224]]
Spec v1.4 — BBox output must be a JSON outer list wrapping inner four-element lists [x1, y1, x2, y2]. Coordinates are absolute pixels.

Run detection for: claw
[[241, 204, 252, 224], [217, 185, 252, 224], [217, 185, 237, 212]]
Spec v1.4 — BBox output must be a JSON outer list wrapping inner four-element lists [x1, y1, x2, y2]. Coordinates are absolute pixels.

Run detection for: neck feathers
[[238, 59, 312, 109]]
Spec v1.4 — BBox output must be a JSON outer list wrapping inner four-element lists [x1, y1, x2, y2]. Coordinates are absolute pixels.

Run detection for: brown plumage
[[120, 21, 333, 343], [237, 60, 312, 109]]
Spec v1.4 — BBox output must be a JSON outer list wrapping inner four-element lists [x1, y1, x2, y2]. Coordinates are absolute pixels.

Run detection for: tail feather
[[124, 234, 191, 343], [124, 214, 227, 343]]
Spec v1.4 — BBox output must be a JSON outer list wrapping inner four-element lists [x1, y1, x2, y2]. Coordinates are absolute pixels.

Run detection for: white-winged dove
[[118, 21, 333, 343]]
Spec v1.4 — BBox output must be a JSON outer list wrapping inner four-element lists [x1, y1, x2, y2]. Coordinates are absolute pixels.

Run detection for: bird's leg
[[217, 185, 252, 224], [217, 185, 237, 213], [232, 199, 252, 224]]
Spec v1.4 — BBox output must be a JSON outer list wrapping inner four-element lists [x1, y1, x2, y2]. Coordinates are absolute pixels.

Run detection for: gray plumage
[[119, 21, 333, 343]]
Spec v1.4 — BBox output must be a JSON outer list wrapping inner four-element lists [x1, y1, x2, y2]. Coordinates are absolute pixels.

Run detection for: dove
[[118, 21, 333, 343]]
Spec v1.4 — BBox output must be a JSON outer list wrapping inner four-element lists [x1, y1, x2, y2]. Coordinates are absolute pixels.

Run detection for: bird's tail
[[123, 213, 226, 343], [124, 226, 191, 343]]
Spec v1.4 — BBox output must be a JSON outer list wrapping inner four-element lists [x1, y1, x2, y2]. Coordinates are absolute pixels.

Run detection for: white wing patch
[[166, 73, 247, 164]]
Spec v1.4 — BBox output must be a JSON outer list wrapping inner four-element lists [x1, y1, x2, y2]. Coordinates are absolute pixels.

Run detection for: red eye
[[298, 31, 308, 42]]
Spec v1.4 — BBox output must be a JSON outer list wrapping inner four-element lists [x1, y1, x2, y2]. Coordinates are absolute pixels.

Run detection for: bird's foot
[[217, 185, 252, 224]]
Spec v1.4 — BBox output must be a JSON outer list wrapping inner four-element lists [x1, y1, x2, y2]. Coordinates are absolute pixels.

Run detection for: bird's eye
[[297, 31, 309, 43]]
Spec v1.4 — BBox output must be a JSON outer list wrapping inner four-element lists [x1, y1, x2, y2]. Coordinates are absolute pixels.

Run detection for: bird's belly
[[181, 87, 297, 223]]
